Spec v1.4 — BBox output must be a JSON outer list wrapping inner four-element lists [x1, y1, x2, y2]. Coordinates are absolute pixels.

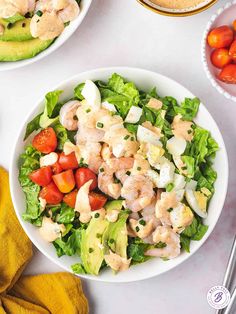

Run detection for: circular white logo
[[207, 286, 231, 309]]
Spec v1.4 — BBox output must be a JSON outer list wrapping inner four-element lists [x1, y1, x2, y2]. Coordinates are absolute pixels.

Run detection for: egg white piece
[[166, 136, 186, 156], [185, 189, 207, 218], [137, 125, 162, 146], [102, 101, 117, 112], [146, 169, 160, 187], [125, 106, 143, 124], [173, 174, 186, 191], [81, 80, 101, 109], [158, 161, 175, 188], [185, 179, 197, 190]]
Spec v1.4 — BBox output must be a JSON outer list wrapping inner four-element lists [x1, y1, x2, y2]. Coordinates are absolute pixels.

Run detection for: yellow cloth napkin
[[0, 167, 88, 314]]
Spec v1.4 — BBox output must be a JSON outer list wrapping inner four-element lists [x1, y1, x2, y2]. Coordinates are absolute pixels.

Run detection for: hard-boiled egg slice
[[166, 136, 186, 156], [158, 161, 175, 188], [81, 80, 101, 110], [175, 189, 185, 202], [185, 179, 197, 190], [146, 169, 160, 187], [125, 106, 142, 124], [170, 203, 194, 233], [102, 101, 117, 112], [185, 190, 207, 218], [137, 125, 162, 146], [173, 174, 186, 191]]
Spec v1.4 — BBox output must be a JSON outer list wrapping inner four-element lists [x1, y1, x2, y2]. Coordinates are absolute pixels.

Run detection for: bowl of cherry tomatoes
[[202, 1, 236, 102]]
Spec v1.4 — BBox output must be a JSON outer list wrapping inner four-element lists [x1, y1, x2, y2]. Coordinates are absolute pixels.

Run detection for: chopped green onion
[[166, 183, 174, 192], [97, 122, 104, 128], [126, 171, 131, 176], [137, 167, 141, 171], [94, 213, 100, 218], [109, 239, 115, 244], [139, 219, 146, 226], [135, 226, 140, 232], [36, 10, 43, 17], [86, 108, 91, 113], [167, 208, 173, 212], [100, 167, 104, 173], [89, 248, 94, 253], [124, 135, 130, 140]]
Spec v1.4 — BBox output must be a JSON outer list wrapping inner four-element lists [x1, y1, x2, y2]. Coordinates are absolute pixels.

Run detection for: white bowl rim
[[9, 67, 229, 282], [201, 0, 236, 102], [0, 0, 92, 72]]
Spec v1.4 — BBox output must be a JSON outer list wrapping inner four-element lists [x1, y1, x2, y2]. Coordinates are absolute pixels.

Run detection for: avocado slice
[[104, 200, 123, 212], [0, 38, 54, 61], [0, 18, 33, 41], [103, 209, 128, 258], [80, 216, 109, 275]]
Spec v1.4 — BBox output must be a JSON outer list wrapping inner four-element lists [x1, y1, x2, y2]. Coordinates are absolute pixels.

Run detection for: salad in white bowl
[[17, 72, 220, 276]]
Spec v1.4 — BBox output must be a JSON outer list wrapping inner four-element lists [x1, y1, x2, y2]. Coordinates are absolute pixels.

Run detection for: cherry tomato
[[63, 189, 78, 208], [88, 192, 107, 211], [52, 169, 75, 193], [51, 161, 63, 174], [75, 168, 97, 191], [32, 127, 57, 154], [29, 166, 52, 186], [218, 64, 236, 84], [233, 20, 236, 31], [229, 40, 236, 61], [39, 182, 64, 205], [207, 26, 233, 48], [211, 48, 232, 68], [59, 152, 79, 170]]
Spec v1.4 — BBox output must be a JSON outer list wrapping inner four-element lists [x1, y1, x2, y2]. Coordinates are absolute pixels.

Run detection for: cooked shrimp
[[58, 0, 79, 23], [79, 142, 103, 174], [131, 153, 150, 175], [129, 218, 154, 239], [30, 11, 64, 40], [0, 0, 29, 18], [155, 191, 178, 226], [28, 0, 36, 11], [98, 158, 134, 199], [104, 251, 131, 272], [141, 201, 161, 229], [104, 126, 139, 158], [145, 226, 181, 259], [101, 143, 113, 161], [76, 123, 105, 144], [121, 175, 155, 212], [59, 100, 80, 131], [172, 114, 193, 142]]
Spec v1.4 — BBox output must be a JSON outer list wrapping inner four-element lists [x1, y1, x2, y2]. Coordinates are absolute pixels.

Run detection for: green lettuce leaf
[[127, 237, 150, 264], [71, 263, 87, 274], [174, 97, 200, 121], [180, 234, 190, 253], [74, 83, 85, 100], [53, 228, 82, 257], [24, 113, 41, 140], [56, 204, 75, 224], [182, 156, 195, 178]]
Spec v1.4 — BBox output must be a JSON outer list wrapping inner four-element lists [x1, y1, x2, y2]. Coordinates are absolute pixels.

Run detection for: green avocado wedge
[[0, 18, 33, 41], [80, 216, 109, 275], [0, 38, 54, 61]]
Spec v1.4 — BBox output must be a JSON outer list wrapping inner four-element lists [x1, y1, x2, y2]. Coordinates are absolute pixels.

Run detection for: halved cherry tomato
[[75, 168, 97, 191], [233, 20, 236, 31], [207, 26, 233, 48], [59, 152, 78, 170], [88, 192, 107, 211], [29, 166, 52, 186], [63, 189, 78, 208], [229, 40, 236, 61], [218, 64, 236, 84], [52, 161, 63, 174], [211, 48, 232, 68], [39, 182, 63, 205], [53, 169, 75, 193], [32, 127, 57, 154]]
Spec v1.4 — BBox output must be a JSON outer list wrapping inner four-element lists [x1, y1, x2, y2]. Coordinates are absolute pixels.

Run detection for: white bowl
[[202, 1, 236, 102], [9, 67, 228, 282], [0, 0, 92, 72]]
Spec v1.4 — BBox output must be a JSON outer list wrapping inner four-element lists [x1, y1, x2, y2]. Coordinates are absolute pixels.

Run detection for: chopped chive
[[89, 248, 94, 253], [167, 208, 173, 212], [100, 167, 104, 173], [135, 226, 140, 232], [187, 129, 192, 134], [96, 233, 102, 238], [130, 137, 135, 141], [36, 10, 43, 17], [182, 166, 187, 170], [137, 167, 141, 171], [94, 213, 100, 218], [86, 108, 91, 113], [22, 22, 26, 28], [166, 183, 174, 192], [109, 239, 115, 244], [139, 219, 146, 226], [124, 135, 130, 140], [126, 171, 131, 176], [7, 23, 13, 29], [97, 122, 104, 128]]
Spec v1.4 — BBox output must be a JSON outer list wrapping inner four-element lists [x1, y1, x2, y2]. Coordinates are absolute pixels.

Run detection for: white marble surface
[[0, 0, 235, 313]]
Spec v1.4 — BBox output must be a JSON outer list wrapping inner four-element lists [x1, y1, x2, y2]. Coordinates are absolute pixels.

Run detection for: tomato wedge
[[75, 167, 97, 191], [63, 189, 78, 208], [89, 192, 107, 211], [218, 64, 236, 84], [29, 166, 52, 186], [52, 161, 63, 174], [39, 182, 64, 205], [32, 127, 57, 154], [207, 26, 233, 49], [53, 169, 75, 193], [59, 152, 79, 170]]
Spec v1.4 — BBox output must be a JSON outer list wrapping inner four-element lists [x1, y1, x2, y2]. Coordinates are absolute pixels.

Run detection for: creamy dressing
[[172, 114, 193, 142], [150, 0, 206, 9]]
